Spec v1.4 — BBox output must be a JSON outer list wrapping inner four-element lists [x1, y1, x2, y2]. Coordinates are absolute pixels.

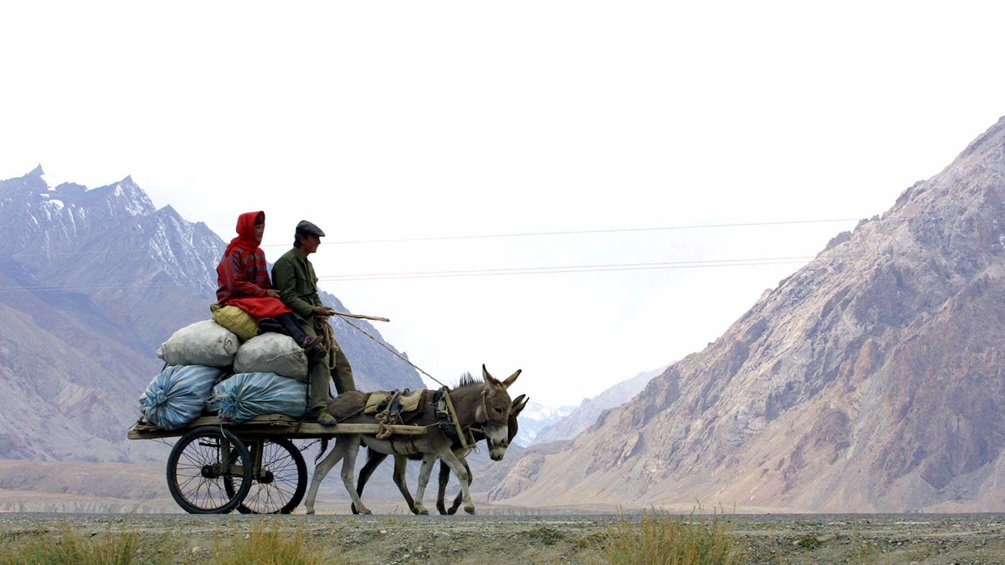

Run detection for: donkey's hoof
[[464, 505, 476, 515], [305, 508, 315, 515]]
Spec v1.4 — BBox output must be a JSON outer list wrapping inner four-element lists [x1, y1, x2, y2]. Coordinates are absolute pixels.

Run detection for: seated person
[[272, 220, 357, 425], [216, 211, 322, 355]]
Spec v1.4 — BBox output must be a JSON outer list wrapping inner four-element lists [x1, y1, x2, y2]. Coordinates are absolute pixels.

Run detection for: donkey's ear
[[482, 364, 500, 387], [512, 394, 529, 416], [500, 369, 522, 389]]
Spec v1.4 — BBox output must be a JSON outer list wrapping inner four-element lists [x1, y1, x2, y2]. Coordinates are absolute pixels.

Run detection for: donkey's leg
[[304, 439, 346, 515], [436, 460, 451, 515], [439, 450, 475, 514], [353, 448, 388, 515], [411, 454, 438, 515], [339, 435, 371, 515], [389, 455, 420, 514], [447, 459, 473, 515]]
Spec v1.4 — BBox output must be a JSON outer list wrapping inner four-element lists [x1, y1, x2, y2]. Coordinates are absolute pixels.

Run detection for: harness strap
[[442, 389, 469, 451], [374, 389, 406, 440]]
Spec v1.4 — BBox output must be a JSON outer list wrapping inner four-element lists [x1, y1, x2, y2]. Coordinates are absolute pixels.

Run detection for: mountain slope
[[484, 116, 1005, 513]]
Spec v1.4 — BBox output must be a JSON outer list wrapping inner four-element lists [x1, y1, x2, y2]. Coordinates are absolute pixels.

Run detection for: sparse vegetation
[[0, 527, 158, 565], [795, 532, 822, 549], [208, 520, 336, 565], [0, 520, 340, 565], [597, 508, 745, 565], [528, 525, 566, 546]]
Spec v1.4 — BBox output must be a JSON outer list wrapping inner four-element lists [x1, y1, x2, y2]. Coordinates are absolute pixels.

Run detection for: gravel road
[[4, 512, 1005, 564]]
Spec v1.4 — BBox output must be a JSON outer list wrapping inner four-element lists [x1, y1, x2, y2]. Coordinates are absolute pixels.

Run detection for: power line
[[273, 218, 862, 246], [321, 256, 821, 281], [0, 218, 859, 259], [0, 255, 835, 291]]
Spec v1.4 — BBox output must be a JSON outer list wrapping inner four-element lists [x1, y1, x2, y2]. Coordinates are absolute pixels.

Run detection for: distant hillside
[[532, 365, 667, 445]]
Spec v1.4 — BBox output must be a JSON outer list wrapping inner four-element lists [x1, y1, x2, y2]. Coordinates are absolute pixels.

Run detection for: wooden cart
[[128, 415, 423, 514]]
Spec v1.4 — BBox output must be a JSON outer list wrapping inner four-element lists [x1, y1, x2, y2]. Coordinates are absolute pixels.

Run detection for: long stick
[[331, 311, 390, 323]]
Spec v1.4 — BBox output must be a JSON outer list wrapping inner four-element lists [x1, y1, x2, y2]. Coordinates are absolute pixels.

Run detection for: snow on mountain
[[511, 400, 576, 447]]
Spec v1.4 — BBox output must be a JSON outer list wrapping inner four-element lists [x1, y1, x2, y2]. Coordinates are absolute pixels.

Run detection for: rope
[[315, 314, 337, 370], [330, 313, 449, 388]]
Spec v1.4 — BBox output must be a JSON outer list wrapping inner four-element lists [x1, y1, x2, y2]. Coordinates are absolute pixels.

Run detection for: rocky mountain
[[480, 116, 1005, 513], [0, 167, 424, 464], [531, 365, 666, 445]]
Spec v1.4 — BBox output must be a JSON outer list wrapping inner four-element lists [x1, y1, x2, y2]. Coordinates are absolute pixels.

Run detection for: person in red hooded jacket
[[216, 211, 323, 353]]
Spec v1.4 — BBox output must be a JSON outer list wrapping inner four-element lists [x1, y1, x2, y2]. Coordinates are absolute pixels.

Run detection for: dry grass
[[208, 520, 337, 565], [0, 520, 341, 565], [0, 528, 151, 565], [597, 508, 745, 565]]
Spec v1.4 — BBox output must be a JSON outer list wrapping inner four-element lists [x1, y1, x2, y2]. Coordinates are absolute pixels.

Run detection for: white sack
[[156, 319, 239, 367], [233, 332, 308, 380]]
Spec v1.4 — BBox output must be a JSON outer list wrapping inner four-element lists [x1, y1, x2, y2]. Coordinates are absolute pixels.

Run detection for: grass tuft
[[598, 507, 745, 565], [0, 528, 152, 565], [208, 519, 336, 565]]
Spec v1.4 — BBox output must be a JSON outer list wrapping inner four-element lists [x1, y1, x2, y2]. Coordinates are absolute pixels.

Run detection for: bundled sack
[[233, 333, 308, 380], [157, 320, 239, 367], [210, 303, 259, 342], [138, 365, 223, 430], [207, 372, 307, 423]]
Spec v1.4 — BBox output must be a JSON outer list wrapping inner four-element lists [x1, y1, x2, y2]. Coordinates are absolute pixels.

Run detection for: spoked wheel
[[166, 426, 253, 514], [226, 438, 308, 514]]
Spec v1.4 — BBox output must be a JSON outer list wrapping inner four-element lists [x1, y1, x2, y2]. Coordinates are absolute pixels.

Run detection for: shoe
[[311, 407, 337, 426]]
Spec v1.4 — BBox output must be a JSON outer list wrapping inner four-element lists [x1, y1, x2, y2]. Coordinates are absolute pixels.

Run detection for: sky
[[2, 1, 1004, 407]]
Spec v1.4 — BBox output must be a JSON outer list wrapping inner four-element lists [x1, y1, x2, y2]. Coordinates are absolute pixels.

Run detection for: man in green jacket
[[272, 220, 356, 425]]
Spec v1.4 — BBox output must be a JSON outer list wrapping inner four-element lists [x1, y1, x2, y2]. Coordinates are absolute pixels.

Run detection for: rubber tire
[[227, 438, 308, 514], [166, 426, 253, 514]]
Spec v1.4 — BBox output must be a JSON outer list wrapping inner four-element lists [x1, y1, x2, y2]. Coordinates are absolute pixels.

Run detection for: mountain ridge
[[479, 115, 1005, 513]]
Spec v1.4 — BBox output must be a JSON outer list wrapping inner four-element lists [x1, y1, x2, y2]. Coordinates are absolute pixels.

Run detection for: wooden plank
[[127, 416, 427, 440]]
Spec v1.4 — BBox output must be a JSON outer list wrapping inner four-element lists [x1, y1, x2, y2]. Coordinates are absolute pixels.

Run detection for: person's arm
[[272, 256, 316, 319], [220, 251, 267, 297]]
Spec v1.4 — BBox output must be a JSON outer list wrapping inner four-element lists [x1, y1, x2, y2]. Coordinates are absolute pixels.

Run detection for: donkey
[[303, 365, 520, 515], [353, 389, 529, 515]]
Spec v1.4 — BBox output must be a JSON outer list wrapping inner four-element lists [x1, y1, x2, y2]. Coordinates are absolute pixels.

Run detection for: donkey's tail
[[315, 438, 329, 464]]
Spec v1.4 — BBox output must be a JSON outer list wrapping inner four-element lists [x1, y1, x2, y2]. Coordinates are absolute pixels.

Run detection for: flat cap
[[296, 220, 325, 237]]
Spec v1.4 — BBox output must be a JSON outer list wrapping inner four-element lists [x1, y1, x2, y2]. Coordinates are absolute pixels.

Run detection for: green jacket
[[272, 248, 323, 323]]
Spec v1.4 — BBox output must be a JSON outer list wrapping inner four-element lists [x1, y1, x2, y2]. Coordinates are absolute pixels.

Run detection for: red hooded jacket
[[215, 211, 291, 320]]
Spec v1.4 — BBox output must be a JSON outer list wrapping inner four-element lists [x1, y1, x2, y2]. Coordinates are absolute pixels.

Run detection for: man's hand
[[312, 306, 337, 317]]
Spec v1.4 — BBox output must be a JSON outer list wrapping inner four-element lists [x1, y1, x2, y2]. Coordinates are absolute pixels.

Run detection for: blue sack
[[208, 372, 308, 423], [139, 365, 222, 430]]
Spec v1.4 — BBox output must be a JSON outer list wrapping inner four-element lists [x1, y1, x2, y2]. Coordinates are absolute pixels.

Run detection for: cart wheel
[[166, 426, 253, 514], [227, 438, 308, 514]]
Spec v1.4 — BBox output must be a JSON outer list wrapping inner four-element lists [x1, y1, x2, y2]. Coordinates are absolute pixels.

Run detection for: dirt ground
[[3, 512, 1005, 564]]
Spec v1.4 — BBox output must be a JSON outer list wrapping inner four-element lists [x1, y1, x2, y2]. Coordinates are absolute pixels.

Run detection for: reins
[[330, 314, 491, 453], [331, 314, 449, 388]]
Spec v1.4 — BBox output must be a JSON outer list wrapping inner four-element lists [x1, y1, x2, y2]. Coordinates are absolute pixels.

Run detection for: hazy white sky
[[2, 1, 1004, 406]]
